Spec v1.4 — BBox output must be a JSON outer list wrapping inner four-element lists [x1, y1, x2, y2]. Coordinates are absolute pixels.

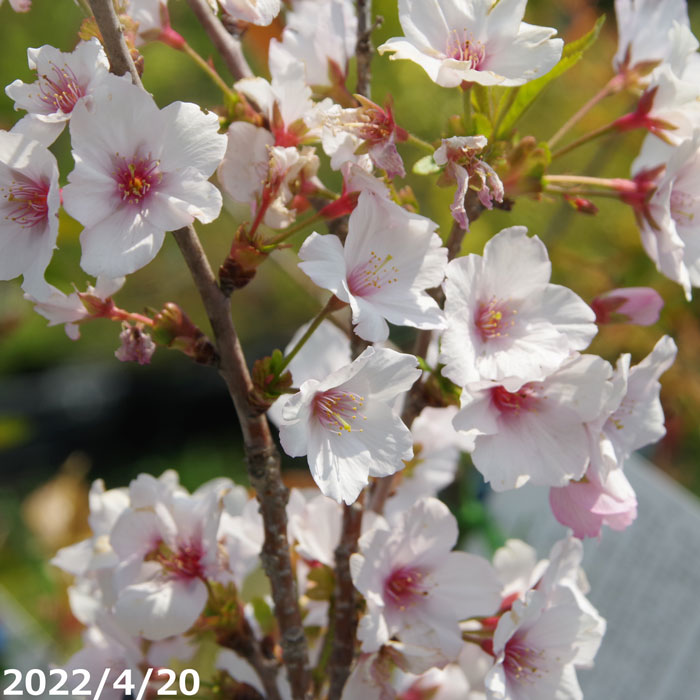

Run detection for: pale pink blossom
[[271, 0, 357, 87], [299, 191, 447, 342], [632, 131, 700, 299], [453, 354, 613, 491], [0, 130, 59, 285], [279, 346, 421, 504], [441, 227, 597, 391], [378, 0, 563, 88], [484, 587, 604, 700], [1, 0, 32, 12], [351, 497, 502, 658], [591, 286, 664, 325], [434, 136, 504, 230], [5, 40, 119, 146], [218, 0, 281, 26], [217, 121, 321, 229], [24, 276, 125, 340], [613, 0, 692, 74], [62, 80, 225, 277], [549, 466, 637, 539]]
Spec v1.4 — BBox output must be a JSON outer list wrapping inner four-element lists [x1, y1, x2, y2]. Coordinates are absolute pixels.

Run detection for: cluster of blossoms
[[1, 0, 695, 697]]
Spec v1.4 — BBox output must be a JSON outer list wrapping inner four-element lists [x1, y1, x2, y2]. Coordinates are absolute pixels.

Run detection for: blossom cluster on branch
[[1, 0, 696, 698]]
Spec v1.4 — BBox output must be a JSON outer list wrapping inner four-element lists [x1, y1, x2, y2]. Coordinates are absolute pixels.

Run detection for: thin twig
[[87, 3, 308, 695], [86, 0, 143, 85], [185, 0, 253, 80], [328, 502, 364, 700]]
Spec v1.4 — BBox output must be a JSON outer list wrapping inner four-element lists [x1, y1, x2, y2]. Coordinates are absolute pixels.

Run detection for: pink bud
[[115, 323, 156, 365], [591, 287, 664, 325]]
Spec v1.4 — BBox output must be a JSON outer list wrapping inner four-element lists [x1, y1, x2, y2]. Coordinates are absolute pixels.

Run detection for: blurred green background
[[0, 0, 699, 661]]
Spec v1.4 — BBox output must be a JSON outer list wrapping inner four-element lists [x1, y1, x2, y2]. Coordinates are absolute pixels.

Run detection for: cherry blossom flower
[[0, 130, 60, 286], [441, 227, 597, 391], [632, 131, 700, 299], [24, 276, 125, 340], [62, 80, 226, 278], [109, 475, 234, 640], [217, 121, 322, 229], [454, 354, 613, 491], [279, 346, 421, 504], [218, 0, 281, 26], [549, 466, 638, 539], [351, 497, 502, 657], [613, 0, 692, 74], [5, 40, 119, 146], [270, 0, 357, 87], [1, 0, 32, 12], [378, 0, 563, 88], [267, 319, 351, 427], [484, 587, 604, 700], [299, 191, 447, 342], [434, 135, 504, 230], [115, 323, 157, 365]]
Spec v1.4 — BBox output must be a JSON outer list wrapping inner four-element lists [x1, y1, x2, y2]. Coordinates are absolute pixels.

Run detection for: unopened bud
[[564, 195, 598, 215], [591, 287, 664, 326], [250, 350, 294, 414], [219, 225, 269, 295]]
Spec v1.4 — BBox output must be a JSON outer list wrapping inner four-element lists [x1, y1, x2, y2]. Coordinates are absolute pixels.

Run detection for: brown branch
[[172, 227, 310, 700], [355, 0, 374, 98], [87, 3, 308, 695], [87, 0, 143, 85], [185, 0, 253, 80], [328, 502, 364, 699]]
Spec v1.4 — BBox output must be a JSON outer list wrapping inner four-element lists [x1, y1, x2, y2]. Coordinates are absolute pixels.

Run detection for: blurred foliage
[[1, 0, 700, 656]]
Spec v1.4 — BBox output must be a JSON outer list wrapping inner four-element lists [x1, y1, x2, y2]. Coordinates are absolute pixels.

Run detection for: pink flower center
[[491, 384, 539, 416], [38, 62, 86, 114], [384, 566, 427, 610], [347, 250, 399, 297], [155, 540, 206, 581], [313, 388, 366, 435], [114, 155, 162, 205], [475, 297, 516, 341], [1, 175, 50, 228], [503, 634, 546, 685], [446, 31, 486, 69]]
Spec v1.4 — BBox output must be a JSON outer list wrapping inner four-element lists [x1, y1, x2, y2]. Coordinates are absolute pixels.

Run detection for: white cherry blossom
[[441, 227, 597, 391], [62, 80, 226, 277], [350, 497, 502, 657], [218, 0, 281, 26], [632, 131, 700, 299], [299, 191, 447, 342], [1, 0, 32, 11], [5, 39, 119, 146], [378, 0, 563, 88], [0, 130, 59, 285], [279, 346, 421, 504], [453, 354, 613, 491]]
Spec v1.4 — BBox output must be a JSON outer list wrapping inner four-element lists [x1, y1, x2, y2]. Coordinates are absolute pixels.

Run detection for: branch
[[185, 0, 253, 80], [86, 3, 308, 695], [86, 0, 143, 85], [355, 0, 375, 98], [172, 227, 310, 700], [328, 502, 363, 699]]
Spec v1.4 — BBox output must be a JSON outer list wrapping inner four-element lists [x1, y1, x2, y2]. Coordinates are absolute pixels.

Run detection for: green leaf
[[496, 14, 606, 139], [412, 154, 441, 175]]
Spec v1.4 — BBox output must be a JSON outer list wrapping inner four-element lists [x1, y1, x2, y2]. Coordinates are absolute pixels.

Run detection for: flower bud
[[591, 287, 664, 325], [219, 225, 269, 294]]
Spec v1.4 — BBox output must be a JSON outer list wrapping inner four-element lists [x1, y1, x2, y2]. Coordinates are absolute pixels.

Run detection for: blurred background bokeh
[[1, 0, 699, 665]]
